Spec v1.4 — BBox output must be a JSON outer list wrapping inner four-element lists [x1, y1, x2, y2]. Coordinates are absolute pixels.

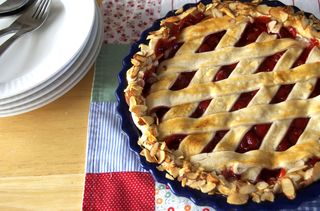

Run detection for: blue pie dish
[[115, 0, 320, 209]]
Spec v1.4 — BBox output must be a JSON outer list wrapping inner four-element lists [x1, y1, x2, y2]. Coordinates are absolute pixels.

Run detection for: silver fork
[[0, 0, 30, 15], [0, 0, 51, 56]]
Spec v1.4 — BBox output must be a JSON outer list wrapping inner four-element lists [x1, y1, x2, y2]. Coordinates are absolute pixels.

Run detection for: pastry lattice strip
[[147, 16, 320, 172]]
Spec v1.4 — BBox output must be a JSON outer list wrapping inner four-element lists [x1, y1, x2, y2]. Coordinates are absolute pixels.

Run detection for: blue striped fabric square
[[86, 102, 146, 173], [85, 101, 320, 209]]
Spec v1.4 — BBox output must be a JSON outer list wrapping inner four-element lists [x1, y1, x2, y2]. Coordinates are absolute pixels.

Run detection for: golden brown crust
[[124, 0, 320, 205]]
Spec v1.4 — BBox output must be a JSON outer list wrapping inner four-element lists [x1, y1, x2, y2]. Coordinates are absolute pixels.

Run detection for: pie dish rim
[[115, 0, 320, 208]]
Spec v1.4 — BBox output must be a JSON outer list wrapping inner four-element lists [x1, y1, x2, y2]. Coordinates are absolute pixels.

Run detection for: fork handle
[[0, 31, 25, 57], [0, 25, 20, 37]]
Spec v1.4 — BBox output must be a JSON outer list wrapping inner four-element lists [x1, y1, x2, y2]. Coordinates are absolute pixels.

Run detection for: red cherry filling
[[230, 90, 258, 111], [163, 134, 187, 150], [270, 84, 294, 104], [142, 67, 157, 97], [170, 71, 196, 91], [201, 130, 228, 153], [150, 16, 320, 184], [257, 169, 282, 184], [155, 12, 205, 57], [213, 63, 238, 81], [236, 129, 261, 153], [255, 51, 285, 73], [171, 12, 205, 37], [190, 63, 238, 118], [190, 99, 212, 118], [235, 124, 272, 154], [151, 107, 170, 121], [254, 156, 320, 184], [292, 38, 319, 68], [254, 123, 272, 138], [306, 156, 320, 166], [309, 78, 320, 98], [236, 124, 271, 153], [222, 168, 240, 181], [276, 118, 310, 151], [235, 17, 270, 47], [230, 44, 284, 153], [196, 30, 226, 53], [155, 38, 177, 58], [166, 42, 184, 60], [278, 26, 297, 39]]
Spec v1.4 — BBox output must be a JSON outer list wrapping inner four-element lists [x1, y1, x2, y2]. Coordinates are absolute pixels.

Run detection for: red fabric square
[[83, 172, 155, 210]]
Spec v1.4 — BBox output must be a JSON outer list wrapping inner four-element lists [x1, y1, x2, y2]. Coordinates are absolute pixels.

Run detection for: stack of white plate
[[0, 0, 103, 117]]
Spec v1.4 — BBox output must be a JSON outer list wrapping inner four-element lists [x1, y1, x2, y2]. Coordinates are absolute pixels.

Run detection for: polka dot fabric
[[83, 172, 155, 210], [102, 0, 161, 43]]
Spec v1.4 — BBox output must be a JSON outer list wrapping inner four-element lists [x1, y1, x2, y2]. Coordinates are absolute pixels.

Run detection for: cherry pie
[[125, 0, 320, 204]]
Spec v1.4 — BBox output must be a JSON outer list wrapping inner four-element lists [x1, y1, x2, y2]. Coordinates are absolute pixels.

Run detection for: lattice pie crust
[[124, 0, 320, 204]]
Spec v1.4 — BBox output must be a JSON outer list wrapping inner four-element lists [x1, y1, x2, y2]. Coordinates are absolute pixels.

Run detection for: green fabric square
[[92, 44, 131, 102]]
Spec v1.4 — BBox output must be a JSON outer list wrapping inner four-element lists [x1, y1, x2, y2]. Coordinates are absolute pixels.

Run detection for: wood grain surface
[[0, 68, 94, 210]]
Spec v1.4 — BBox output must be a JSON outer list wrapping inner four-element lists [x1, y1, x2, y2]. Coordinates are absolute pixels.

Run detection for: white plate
[[0, 0, 95, 99], [0, 3, 103, 116], [0, 1, 98, 105]]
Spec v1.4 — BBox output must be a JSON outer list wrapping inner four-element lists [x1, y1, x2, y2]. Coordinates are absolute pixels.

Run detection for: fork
[[0, 0, 51, 56], [0, 0, 31, 15]]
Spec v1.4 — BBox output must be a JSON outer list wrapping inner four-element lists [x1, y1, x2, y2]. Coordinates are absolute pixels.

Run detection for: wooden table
[[0, 68, 93, 210]]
